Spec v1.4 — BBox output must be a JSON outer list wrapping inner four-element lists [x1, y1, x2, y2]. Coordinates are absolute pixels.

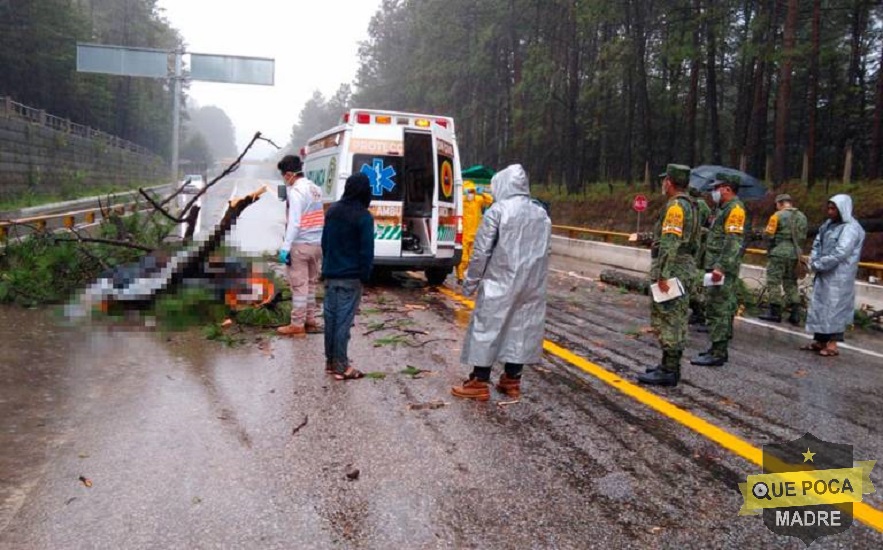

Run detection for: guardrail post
[[38, 110, 47, 126], [2, 96, 10, 117]]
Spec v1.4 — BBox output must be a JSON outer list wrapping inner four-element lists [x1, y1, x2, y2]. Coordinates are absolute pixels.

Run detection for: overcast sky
[[156, 0, 382, 158]]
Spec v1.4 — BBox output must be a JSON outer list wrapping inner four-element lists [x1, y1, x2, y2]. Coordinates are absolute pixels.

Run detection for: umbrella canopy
[[461, 165, 496, 184], [689, 165, 768, 200]]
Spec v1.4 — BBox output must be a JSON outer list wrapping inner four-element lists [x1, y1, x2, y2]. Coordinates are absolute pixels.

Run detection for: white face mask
[[711, 190, 722, 204]]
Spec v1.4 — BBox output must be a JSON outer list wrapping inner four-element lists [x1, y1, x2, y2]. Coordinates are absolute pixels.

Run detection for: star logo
[[802, 448, 816, 463], [360, 158, 397, 196]]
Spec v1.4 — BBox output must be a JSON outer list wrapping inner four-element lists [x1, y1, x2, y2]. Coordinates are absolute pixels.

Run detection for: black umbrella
[[689, 165, 768, 200]]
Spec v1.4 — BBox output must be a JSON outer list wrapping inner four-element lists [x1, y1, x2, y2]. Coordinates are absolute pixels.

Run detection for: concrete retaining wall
[[0, 111, 166, 200], [552, 235, 883, 309]]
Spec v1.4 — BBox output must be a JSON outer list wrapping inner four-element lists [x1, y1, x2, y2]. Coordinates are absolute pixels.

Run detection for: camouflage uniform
[[689, 192, 712, 323], [699, 174, 746, 363], [763, 203, 808, 310], [645, 164, 698, 380]]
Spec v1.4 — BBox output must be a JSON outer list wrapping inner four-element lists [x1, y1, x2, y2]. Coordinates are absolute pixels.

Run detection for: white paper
[[650, 278, 685, 303], [703, 272, 725, 287]]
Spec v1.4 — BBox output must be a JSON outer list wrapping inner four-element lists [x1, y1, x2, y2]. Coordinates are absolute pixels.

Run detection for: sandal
[[800, 342, 824, 352], [333, 368, 365, 381], [818, 346, 839, 357]]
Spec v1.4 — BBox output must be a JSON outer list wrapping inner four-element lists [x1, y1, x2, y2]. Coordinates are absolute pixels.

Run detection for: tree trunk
[[773, 0, 798, 186], [705, 2, 722, 164], [871, 34, 883, 180], [685, 0, 702, 166], [806, 0, 820, 188]]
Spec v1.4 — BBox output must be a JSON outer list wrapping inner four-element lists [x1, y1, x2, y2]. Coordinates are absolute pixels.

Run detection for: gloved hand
[[278, 249, 291, 265]]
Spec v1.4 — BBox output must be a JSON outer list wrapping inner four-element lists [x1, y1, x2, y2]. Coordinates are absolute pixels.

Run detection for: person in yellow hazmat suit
[[456, 181, 494, 283]]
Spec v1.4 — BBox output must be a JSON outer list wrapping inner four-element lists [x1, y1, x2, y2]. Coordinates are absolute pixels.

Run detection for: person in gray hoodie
[[803, 194, 866, 357]]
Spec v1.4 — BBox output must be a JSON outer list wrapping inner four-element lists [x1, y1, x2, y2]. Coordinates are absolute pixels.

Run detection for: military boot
[[787, 304, 802, 326], [638, 351, 680, 387], [758, 304, 782, 323], [691, 342, 728, 366]]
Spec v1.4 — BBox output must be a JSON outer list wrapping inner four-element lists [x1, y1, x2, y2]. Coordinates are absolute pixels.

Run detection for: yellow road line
[[437, 286, 883, 533]]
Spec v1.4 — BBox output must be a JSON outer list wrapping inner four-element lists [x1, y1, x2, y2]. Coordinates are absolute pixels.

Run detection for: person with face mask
[[758, 194, 808, 324], [638, 164, 699, 387], [802, 194, 865, 357], [691, 173, 745, 367], [455, 180, 494, 284], [276, 155, 325, 337]]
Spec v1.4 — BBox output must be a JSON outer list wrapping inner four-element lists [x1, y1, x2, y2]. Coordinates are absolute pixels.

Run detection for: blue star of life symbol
[[361, 158, 397, 196]]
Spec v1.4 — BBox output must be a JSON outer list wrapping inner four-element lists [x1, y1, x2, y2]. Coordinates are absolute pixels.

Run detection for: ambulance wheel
[[425, 267, 451, 286]]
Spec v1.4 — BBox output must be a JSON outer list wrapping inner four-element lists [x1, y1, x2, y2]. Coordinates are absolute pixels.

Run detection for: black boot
[[691, 343, 728, 367], [639, 350, 680, 386], [688, 310, 706, 325], [759, 305, 782, 323], [788, 305, 802, 326], [638, 368, 680, 386]]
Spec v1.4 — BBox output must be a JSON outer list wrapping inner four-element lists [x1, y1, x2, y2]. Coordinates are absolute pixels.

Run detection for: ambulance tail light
[[375, 115, 392, 124], [415, 118, 431, 128], [356, 112, 371, 124], [455, 216, 463, 245], [343, 113, 350, 123], [435, 118, 448, 128]]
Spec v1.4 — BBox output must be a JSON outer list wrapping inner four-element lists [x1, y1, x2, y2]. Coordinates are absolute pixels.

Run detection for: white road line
[[551, 268, 883, 361]]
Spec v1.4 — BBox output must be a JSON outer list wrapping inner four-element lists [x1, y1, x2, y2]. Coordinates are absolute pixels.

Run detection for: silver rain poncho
[[460, 164, 552, 366], [805, 194, 866, 335]]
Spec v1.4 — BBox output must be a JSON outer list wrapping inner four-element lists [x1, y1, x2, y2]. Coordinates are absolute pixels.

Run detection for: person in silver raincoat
[[451, 164, 551, 401], [803, 194, 865, 357]]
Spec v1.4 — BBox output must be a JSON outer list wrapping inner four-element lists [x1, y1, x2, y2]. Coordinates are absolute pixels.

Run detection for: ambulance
[[302, 109, 464, 285]]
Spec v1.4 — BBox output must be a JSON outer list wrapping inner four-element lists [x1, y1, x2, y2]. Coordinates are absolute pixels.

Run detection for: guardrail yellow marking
[[437, 285, 883, 533]]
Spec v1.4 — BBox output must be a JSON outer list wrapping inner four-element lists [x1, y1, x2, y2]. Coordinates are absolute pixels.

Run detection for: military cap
[[710, 172, 741, 191], [775, 193, 792, 203], [658, 163, 691, 187]]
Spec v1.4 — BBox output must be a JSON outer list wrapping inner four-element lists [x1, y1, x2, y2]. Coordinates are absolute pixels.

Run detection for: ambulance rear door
[[433, 119, 459, 262], [348, 120, 405, 259]]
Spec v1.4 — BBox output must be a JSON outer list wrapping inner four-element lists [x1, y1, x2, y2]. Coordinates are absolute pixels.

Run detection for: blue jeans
[[324, 279, 362, 373]]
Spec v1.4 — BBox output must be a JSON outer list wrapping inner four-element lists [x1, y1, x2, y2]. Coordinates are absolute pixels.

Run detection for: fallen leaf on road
[[497, 400, 521, 407], [78, 476, 92, 488], [407, 400, 448, 411], [793, 368, 807, 378], [291, 415, 309, 435], [404, 304, 428, 311], [192, 496, 202, 505], [650, 526, 663, 533], [533, 366, 551, 374], [221, 318, 233, 328], [345, 466, 360, 480]]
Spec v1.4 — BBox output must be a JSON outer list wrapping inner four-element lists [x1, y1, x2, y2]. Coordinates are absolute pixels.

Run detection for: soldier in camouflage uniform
[[691, 173, 746, 367], [758, 194, 808, 325], [688, 186, 712, 328], [638, 164, 699, 387]]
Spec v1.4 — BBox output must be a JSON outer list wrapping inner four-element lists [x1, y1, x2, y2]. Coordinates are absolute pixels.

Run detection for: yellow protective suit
[[457, 181, 493, 281]]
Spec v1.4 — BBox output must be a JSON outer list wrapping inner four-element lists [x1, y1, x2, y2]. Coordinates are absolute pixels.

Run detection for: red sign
[[633, 194, 648, 213]]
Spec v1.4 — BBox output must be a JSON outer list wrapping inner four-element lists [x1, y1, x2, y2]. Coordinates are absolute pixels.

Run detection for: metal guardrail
[[551, 224, 883, 278], [0, 202, 140, 241]]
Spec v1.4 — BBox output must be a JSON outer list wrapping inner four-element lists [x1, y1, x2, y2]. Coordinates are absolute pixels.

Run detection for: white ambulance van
[[302, 109, 464, 285]]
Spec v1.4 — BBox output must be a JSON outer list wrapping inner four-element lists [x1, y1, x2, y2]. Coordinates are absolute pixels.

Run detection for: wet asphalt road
[[1, 176, 882, 549]]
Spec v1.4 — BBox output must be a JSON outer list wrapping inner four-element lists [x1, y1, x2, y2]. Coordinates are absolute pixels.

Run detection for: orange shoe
[[277, 324, 306, 337], [451, 377, 490, 401], [496, 373, 521, 398]]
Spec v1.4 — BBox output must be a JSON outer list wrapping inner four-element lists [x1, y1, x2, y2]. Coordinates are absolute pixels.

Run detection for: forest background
[[2, 0, 882, 256]]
